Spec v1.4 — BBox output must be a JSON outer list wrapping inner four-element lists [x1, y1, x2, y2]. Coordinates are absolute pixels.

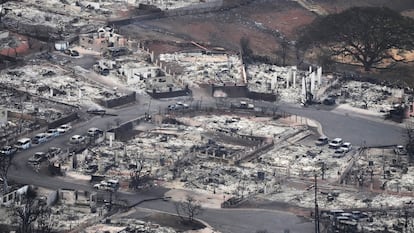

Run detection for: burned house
[[79, 27, 127, 52]]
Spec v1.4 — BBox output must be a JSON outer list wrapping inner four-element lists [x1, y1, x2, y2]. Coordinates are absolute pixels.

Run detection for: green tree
[[298, 7, 414, 71]]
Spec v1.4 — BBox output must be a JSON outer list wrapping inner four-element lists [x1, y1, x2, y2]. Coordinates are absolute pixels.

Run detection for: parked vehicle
[[323, 97, 336, 106], [239, 101, 254, 109], [394, 145, 407, 155], [57, 124, 72, 134], [315, 136, 329, 146], [332, 148, 346, 158], [87, 127, 103, 137], [85, 164, 98, 174], [45, 133, 53, 141], [329, 138, 343, 149], [94, 179, 120, 191], [28, 152, 47, 164], [1, 146, 17, 156], [70, 135, 85, 144], [48, 147, 62, 157], [329, 209, 345, 217], [175, 102, 189, 109], [70, 50, 79, 57], [107, 179, 120, 190], [14, 138, 32, 150], [94, 181, 111, 191], [93, 183, 104, 190], [168, 102, 189, 111], [340, 142, 352, 153], [46, 128, 60, 138], [32, 133, 48, 144]]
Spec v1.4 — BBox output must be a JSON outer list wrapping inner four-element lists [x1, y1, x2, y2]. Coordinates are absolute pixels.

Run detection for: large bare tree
[[0, 153, 13, 193], [298, 7, 414, 71], [11, 187, 51, 233], [175, 195, 203, 223]]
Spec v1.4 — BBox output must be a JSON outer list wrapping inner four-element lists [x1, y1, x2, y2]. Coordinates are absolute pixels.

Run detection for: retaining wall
[[48, 112, 79, 129], [247, 91, 277, 102], [108, 116, 146, 141], [147, 88, 192, 99], [212, 85, 248, 98], [210, 84, 277, 101], [96, 92, 137, 108]]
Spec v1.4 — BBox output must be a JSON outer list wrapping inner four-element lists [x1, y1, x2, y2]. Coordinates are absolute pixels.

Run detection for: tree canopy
[[298, 7, 414, 71]]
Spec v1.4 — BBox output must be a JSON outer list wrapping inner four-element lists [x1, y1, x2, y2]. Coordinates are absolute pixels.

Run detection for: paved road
[[276, 102, 404, 147], [152, 97, 404, 147], [7, 95, 405, 233], [137, 200, 312, 233]]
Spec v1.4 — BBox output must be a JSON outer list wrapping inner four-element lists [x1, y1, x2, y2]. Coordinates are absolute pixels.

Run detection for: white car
[[70, 135, 85, 144], [46, 128, 60, 138], [176, 102, 189, 108], [329, 138, 343, 149], [32, 133, 48, 144], [340, 142, 352, 153], [332, 148, 346, 158], [171, 102, 189, 110], [93, 183, 109, 190], [14, 138, 31, 150], [239, 101, 254, 109], [57, 124, 72, 134], [394, 145, 407, 155], [93, 181, 114, 191], [315, 136, 329, 146]]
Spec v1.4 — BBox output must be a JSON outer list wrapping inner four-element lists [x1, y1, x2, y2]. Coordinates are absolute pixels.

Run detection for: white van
[[14, 138, 32, 150]]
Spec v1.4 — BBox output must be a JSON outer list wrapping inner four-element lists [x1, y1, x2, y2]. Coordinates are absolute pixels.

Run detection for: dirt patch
[[249, 7, 316, 39], [122, 0, 315, 58], [145, 15, 279, 55], [143, 212, 206, 232], [402, 9, 414, 18]]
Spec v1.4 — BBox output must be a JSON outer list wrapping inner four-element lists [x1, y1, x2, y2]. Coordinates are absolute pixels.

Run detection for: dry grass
[[120, 0, 414, 86]]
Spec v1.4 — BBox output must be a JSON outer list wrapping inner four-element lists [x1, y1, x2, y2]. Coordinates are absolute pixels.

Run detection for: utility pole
[[314, 174, 320, 233], [146, 98, 151, 120], [321, 162, 326, 180]]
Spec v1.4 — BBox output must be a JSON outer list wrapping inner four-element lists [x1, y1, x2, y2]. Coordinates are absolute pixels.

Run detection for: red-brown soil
[[124, 0, 414, 57], [120, 0, 414, 84], [124, 0, 316, 59]]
